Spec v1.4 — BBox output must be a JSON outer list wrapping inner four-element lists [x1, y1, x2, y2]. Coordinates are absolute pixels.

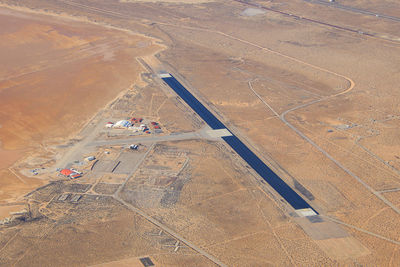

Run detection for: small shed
[[85, 156, 96, 161], [130, 144, 139, 150], [70, 173, 82, 179]]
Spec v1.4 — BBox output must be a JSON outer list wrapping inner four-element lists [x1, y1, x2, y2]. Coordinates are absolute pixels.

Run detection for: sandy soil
[[120, 0, 213, 3], [0, 204, 26, 220], [0, 7, 161, 208], [0, 147, 24, 170]]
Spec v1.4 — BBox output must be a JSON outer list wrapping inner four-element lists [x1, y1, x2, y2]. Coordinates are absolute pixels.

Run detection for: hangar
[[113, 120, 132, 128]]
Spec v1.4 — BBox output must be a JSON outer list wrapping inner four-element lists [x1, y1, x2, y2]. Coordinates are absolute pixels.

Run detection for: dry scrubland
[[0, 0, 400, 266], [262, 0, 400, 41], [119, 139, 351, 265], [338, 0, 400, 17]]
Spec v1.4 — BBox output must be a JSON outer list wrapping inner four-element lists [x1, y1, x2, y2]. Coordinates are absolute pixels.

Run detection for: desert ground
[[0, 0, 399, 266], [0, 6, 161, 211]]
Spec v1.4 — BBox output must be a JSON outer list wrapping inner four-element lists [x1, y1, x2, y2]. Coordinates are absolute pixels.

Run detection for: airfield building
[[113, 120, 132, 128]]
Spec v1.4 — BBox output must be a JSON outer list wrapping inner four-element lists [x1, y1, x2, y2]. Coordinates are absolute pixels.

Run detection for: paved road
[[87, 131, 203, 147], [87, 126, 222, 147], [232, 0, 398, 43], [303, 0, 400, 23]]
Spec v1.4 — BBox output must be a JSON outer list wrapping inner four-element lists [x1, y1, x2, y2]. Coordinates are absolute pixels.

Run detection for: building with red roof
[[60, 169, 74, 177], [60, 168, 82, 179]]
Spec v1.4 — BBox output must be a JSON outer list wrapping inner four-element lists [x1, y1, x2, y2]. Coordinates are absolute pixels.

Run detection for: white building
[[113, 120, 132, 128]]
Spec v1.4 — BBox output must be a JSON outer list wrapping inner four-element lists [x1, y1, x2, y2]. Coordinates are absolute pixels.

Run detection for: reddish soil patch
[[0, 7, 161, 205]]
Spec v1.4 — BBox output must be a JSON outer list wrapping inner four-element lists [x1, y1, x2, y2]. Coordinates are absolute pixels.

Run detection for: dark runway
[[162, 74, 316, 211]]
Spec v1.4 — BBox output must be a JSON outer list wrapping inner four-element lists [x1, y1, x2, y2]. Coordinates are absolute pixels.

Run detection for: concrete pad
[[113, 152, 144, 174], [315, 237, 370, 260], [206, 129, 232, 138], [70, 195, 82, 202], [92, 160, 115, 173], [307, 215, 324, 223], [295, 208, 317, 217], [241, 8, 266, 17], [293, 216, 370, 259], [158, 73, 171, 78], [295, 217, 349, 240], [58, 194, 70, 201]]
